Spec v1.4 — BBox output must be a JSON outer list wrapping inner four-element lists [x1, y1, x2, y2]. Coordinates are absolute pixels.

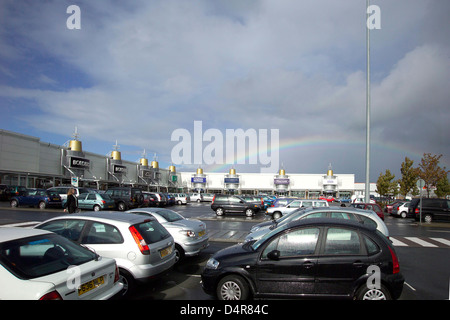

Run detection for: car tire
[[400, 211, 407, 218], [177, 200, 182, 205], [423, 214, 433, 223], [273, 211, 282, 219], [93, 205, 101, 211], [118, 269, 136, 298], [197, 199, 201, 203], [215, 208, 224, 216], [118, 202, 126, 211], [10, 199, 18, 208], [217, 275, 249, 300], [355, 284, 392, 300], [38, 201, 46, 210], [245, 209, 254, 217], [174, 244, 185, 263]]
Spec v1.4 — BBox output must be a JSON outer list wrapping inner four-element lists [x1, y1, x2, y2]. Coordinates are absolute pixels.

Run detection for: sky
[[0, 0, 449, 182]]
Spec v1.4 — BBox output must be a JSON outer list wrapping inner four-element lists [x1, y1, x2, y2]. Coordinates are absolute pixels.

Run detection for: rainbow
[[206, 135, 422, 173]]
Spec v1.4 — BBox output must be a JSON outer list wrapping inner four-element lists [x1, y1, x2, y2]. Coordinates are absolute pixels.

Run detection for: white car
[[247, 207, 389, 243], [172, 193, 190, 205], [0, 227, 123, 300], [127, 207, 209, 262], [393, 202, 410, 218], [266, 199, 329, 219], [189, 193, 203, 202]]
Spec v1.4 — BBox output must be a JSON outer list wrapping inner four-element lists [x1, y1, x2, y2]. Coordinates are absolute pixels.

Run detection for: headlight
[[179, 230, 196, 237], [206, 257, 220, 269]]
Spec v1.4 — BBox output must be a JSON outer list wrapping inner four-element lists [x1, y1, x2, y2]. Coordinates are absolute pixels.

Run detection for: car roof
[[39, 211, 156, 225], [300, 206, 377, 216], [0, 227, 53, 243], [287, 218, 376, 232]]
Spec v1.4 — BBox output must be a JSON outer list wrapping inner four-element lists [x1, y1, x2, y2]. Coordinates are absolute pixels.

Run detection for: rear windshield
[[134, 221, 171, 244], [0, 234, 96, 279], [155, 209, 184, 222]]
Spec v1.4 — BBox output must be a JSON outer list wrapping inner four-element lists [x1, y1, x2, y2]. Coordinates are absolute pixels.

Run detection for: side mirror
[[267, 250, 280, 261]]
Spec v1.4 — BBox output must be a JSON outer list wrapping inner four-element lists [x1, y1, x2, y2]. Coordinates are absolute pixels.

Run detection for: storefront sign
[[274, 178, 290, 185], [224, 178, 239, 184], [69, 156, 90, 169], [113, 164, 127, 174], [191, 177, 206, 183]]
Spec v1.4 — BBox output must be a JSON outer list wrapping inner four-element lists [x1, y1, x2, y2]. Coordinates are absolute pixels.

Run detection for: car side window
[[323, 228, 361, 255], [38, 219, 87, 242], [363, 235, 380, 255], [330, 212, 357, 220], [87, 194, 96, 200], [358, 215, 377, 228], [262, 228, 319, 259], [83, 222, 124, 244], [304, 212, 328, 219]]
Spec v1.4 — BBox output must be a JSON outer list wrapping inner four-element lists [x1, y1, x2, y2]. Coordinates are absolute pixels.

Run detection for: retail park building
[[0, 129, 376, 199]]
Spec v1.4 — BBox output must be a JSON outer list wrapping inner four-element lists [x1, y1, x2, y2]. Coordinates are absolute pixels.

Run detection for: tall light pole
[[365, 0, 371, 203]]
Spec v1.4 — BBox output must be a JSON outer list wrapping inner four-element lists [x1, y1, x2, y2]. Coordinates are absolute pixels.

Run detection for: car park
[[0, 227, 123, 300], [10, 188, 62, 209], [407, 198, 450, 223], [202, 218, 404, 300], [211, 194, 261, 217], [350, 203, 384, 220], [127, 207, 209, 262], [74, 193, 116, 211], [266, 199, 329, 219], [104, 187, 144, 211], [247, 206, 389, 242], [34, 211, 176, 297]]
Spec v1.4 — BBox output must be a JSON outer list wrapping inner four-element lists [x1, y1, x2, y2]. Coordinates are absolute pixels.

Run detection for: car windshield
[[155, 209, 184, 222], [0, 234, 96, 279]]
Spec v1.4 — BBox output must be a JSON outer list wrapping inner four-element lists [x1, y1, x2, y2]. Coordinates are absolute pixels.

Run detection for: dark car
[[350, 203, 384, 220], [5, 185, 28, 200], [240, 195, 265, 211], [211, 194, 261, 217], [10, 189, 62, 209], [202, 218, 404, 300], [104, 187, 143, 211], [0, 184, 8, 201], [407, 198, 450, 223]]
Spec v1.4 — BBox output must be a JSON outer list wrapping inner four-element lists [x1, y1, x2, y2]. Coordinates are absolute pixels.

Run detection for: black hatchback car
[[211, 194, 261, 217], [202, 219, 404, 300], [407, 198, 449, 223]]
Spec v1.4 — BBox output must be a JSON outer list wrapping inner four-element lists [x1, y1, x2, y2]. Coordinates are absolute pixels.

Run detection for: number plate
[[78, 276, 105, 296], [198, 230, 205, 237], [159, 245, 173, 258]]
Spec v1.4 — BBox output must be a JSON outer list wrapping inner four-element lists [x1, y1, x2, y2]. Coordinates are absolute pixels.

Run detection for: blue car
[[62, 192, 116, 211], [10, 189, 62, 209]]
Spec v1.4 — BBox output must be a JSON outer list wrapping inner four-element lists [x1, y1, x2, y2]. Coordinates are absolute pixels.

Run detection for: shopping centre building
[[0, 129, 375, 198]]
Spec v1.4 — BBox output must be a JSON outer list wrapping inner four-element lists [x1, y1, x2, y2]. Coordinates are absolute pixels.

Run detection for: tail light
[[388, 246, 400, 274], [39, 290, 63, 300], [101, 200, 106, 204], [415, 208, 419, 214], [212, 195, 216, 204], [129, 226, 150, 255]]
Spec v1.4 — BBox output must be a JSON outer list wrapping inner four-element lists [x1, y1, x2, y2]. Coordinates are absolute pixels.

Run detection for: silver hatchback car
[[127, 208, 209, 262], [34, 211, 176, 297]]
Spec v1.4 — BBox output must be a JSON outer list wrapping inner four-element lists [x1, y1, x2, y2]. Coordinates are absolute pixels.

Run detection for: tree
[[376, 169, 397, 201], [398, 157, 419, 198], [435, 175, 450, 198], [417, 153, 448, 197]]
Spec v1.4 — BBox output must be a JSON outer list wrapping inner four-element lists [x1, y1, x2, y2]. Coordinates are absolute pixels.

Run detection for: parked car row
[[0, 208, 210, 300]]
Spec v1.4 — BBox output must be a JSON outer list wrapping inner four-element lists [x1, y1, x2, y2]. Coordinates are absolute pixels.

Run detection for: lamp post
[[364, 0, 371, 203]]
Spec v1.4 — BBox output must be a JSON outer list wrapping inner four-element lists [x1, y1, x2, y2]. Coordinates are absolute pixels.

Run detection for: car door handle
[[353, 261, 364, 267], [303, 261, 315, 269]]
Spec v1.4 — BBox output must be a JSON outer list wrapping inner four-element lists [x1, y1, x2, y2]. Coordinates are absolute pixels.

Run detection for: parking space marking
[[404, 237, 438, 247]]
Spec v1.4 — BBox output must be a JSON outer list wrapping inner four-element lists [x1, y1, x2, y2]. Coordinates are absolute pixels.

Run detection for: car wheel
[[93, 205, 101, 211], [197, 199, 201, 203], [424, 214, 433, 223], [217, 275, 249, 300], [10, 199, 18, 208], [355, 284, 391, 300], [38, 201, 46, 210], [215, 208, 224, 216], [174, 244, 185, 263], [118, 269, 135, 298], [245, 209, 254, 217], [118, 202, 126, 211], [177, 200, 182, 205], [273, 211, 282, 219], [400, 211, 407, 218]]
